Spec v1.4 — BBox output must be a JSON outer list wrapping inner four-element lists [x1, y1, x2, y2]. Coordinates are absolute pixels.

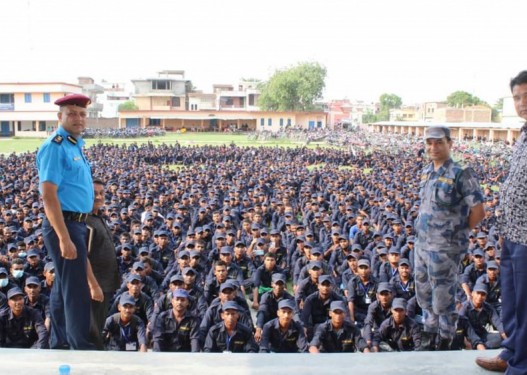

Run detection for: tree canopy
[[446, 91, 486, 107], [258, 62, 327, 111], [118, 100, 138, 111]]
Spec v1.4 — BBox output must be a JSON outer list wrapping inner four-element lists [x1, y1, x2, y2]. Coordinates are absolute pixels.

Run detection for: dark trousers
[[89, 292, 113, 350], [499, 239, 527, 374], [43, 219, 94, 350]]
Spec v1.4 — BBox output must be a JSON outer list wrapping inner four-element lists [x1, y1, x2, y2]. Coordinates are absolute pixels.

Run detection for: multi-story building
[[0, 82, 83, 137], [78, 77, 104, 118], [389, 105, 418, 122], [96, 80, 131, 118], [131, 70, 192, 117]]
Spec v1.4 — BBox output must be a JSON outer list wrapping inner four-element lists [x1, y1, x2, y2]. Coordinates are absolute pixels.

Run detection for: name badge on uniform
[[126, 342, 137, 351], [365, 297, 372, 304], [73, 156, 81, 161]]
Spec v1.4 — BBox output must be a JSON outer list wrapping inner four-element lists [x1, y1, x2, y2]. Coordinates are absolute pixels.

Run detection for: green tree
[[362, 109, 378, 123], [377, 93, 402, 121], [446, 91, 486, 107], [118, 100, 138, 111], [258, 62, 327, 111], [492, 98, 504, 122]]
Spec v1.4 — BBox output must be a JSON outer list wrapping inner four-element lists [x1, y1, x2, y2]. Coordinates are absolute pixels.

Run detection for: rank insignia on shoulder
[[52, 135, 64, 144], [437, 177, 453, 185], [66, 135, 78, 145]]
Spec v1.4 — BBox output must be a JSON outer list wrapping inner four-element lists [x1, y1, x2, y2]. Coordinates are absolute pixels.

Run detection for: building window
[[39, 121, 46, 131], [43, 93, 50, 103], [149, 119, 161, 126], [225, 98, 233, 106], [0, 93, 14, 103], [287, 118, 292, 126], [279, 118, 284, 127], [152, 80, 171, 90], [172, 97, 181, 107], [248, 94, 255, 106], [260, 118, 265, 127], [268, 118, 272, 126], [24, 93, 32, 103]]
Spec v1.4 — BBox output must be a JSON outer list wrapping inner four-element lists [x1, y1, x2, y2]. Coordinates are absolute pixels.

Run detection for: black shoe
[[437, 337, 451, 351], [420, 332, 437, 351]]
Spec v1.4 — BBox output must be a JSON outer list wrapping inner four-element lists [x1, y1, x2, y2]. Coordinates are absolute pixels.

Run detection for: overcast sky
[[1, 0, 526, 105]]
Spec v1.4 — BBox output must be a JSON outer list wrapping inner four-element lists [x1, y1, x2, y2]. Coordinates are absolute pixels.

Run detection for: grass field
[[0, 132, 330, 154]]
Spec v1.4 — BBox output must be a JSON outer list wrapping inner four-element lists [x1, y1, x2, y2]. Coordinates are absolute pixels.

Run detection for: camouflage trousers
[[414, 246, 461, 340]]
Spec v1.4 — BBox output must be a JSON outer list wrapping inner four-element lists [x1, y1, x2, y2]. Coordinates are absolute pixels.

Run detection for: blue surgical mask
[[0, 278, 8, 288], [12, 270, 24, 279], [18, 252, 27, 259]]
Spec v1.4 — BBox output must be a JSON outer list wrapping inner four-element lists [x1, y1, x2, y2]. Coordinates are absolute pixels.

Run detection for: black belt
[[62, 211, 89, 223]]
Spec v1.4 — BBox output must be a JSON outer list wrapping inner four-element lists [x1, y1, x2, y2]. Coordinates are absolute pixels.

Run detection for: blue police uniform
[[415, 156, 483, 344], [36, 125, 94, 350]]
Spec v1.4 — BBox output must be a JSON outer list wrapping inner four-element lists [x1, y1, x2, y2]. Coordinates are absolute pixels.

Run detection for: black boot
[[437, 337, 452, 351], [420, 332, 437, 351]]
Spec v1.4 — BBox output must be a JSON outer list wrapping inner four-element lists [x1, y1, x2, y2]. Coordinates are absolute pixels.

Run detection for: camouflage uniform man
[[415, 125, 485, 350]]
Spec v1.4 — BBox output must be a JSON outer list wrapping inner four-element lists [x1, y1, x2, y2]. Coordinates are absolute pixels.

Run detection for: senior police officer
[[36, 93, 101, 350], [415, 125, 484, 351]]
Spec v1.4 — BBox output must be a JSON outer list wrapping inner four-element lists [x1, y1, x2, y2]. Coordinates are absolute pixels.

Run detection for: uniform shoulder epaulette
[[52, 135, 64, 144], [66, 135, 78, 145]]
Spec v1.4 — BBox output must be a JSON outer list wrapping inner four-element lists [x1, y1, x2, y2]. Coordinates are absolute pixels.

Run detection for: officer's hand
[[60, 238, 78, 260], [498, 236, 504, 248], [254, 327, 262, 342], [252, 300, 259, 310], [90, 285, 104, 302], [476, 344, 486, 350]]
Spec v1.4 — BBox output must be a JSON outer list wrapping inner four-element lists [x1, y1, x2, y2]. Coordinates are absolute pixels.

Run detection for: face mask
[[12, 270, 24, 279], [18, 252, 27, 258], [0, 279, 8, 288]]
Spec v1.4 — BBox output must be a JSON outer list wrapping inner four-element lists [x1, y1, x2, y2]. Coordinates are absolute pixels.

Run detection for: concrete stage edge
[[0, 348, 501, 374]]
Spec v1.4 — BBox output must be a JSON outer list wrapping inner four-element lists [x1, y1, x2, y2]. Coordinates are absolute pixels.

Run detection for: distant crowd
[[0, 129, 512, 352]]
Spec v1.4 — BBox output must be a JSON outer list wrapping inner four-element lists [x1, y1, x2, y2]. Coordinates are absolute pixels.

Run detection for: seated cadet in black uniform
[[255, 273, 296, 342], [295, 247, 331, 285], [458, 283, 505, 350], [475, 260, 501, 316], [109, 274, 154, 327], [295, 260, 323, 309], [23, 276, 50, 330], [339, 252, 359, 295], [377, 298, 421, 351], [460, 249, 487, 303], [0, 288, 49, 348], [301, 275, 348, 341], [252, 252, 284, 310], [23, 249, 45, 279], [199, 281, 253, 345], [259, 299, 308, 353], [378, 247, 400, 283], [152, 289, 200, 352], [39, 263, 54, 298], [363, 282, 394, 352], [389, 258, 415, 301], [8, 258, 28, 289], [203, 301, 258, 353], [309, 301, 369, 353], [203, 260, 229, 305], [102, 294, 147, 352], [347, 258, 378, 327]]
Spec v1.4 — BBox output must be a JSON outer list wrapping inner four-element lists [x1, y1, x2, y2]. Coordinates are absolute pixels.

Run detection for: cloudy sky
[[1, 0, 526, 105]]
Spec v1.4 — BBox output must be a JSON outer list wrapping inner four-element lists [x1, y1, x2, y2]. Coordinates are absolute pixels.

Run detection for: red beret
[[54, 94, 91, 108]]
